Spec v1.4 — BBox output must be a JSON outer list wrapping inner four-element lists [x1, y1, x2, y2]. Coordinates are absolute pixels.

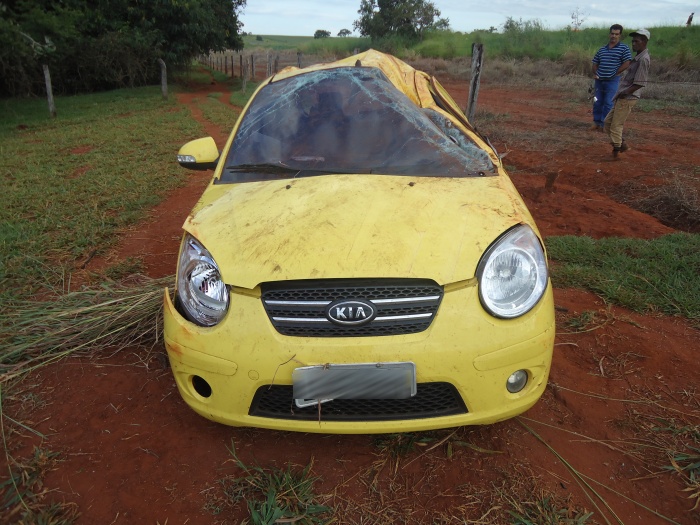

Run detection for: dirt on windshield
[[4, 71, 700, 525]]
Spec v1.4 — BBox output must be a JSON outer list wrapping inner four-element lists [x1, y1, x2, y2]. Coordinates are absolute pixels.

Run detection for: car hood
[[184, 174, 537, 289]]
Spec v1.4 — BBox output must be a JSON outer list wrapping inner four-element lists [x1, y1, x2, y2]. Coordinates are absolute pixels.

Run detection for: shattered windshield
[[223, 67, 495, 180]]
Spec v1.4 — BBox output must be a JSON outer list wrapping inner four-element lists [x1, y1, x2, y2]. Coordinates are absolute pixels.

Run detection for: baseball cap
[[630, 29, 651, 40]]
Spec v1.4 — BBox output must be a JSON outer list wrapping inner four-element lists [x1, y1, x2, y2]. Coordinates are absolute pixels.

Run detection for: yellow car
[[164, 50, 555, 434]]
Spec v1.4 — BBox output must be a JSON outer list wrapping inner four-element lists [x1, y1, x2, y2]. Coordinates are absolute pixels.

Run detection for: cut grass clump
[[208, 441, 332, 524], [613, 171, 700, 232], [546, 233, 700, 323], [0, 275, 170, 382]]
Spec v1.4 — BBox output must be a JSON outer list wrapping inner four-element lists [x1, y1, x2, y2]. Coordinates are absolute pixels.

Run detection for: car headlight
[[476, 225, 548, 319], [177, 234, 229, 326]]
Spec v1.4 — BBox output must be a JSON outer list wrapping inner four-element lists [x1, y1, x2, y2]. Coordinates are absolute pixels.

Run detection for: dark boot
[[620, 140, 630, 153]]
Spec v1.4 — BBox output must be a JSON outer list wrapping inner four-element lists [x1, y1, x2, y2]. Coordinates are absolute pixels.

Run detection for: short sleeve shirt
[[617, 49, 651, 99], [592, 42, 633, 79]]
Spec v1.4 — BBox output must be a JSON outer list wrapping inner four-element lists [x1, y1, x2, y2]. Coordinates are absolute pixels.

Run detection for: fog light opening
[[192, 375, 212, 398], [506, 370, 528, 393]]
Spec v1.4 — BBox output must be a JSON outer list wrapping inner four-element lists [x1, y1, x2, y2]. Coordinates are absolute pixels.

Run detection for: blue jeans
[[592, 77, 621, 127]]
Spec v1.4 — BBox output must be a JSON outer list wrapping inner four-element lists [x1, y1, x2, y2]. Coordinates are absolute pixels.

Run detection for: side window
[[424, 109, 494, 170]]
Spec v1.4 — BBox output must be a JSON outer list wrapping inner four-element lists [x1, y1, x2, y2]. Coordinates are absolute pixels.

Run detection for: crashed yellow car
[[164, 50, 555, 433]]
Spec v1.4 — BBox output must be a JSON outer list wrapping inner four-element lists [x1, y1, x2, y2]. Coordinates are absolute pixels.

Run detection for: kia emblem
[[326, 299, 376, 326]]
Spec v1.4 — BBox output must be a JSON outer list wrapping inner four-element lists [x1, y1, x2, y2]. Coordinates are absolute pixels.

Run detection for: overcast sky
[[240, 0, 696, 37]]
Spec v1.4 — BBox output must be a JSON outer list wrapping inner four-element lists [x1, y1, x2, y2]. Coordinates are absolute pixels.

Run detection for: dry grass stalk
[[613, 172, 700, 232], [0, 275, 171, 383]]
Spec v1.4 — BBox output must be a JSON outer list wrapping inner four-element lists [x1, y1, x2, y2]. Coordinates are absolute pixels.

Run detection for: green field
[[243, 25, 700, 67]]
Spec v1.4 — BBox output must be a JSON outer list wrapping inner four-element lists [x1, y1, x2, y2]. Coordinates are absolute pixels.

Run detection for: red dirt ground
[[5, 73, 700, 524]]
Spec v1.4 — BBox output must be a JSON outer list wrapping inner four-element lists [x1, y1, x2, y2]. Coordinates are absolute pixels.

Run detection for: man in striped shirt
[[605, 29, 651, 159], [591, 24, 632, 131]]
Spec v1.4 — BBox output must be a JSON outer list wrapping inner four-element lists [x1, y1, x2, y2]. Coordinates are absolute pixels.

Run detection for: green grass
[[175, 67, 217, 85], [443, 24, 700, 63], [267, 24, 700, 66], [0, 86, 203, 303], [209, 441, 332, 524], [301, 37, 369, 57], [546, 233, 700, 322], [636, 99, 700, 118], [196, 96, 240, 134], [243, 34, 316, 50], [230, 80, 261, 107]]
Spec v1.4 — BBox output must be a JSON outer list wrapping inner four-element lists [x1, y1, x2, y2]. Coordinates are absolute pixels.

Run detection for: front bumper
[[163, 281, 555, 434]]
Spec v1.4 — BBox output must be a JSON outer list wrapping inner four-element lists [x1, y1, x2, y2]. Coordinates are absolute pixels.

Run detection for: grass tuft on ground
[[546, 233, 700, 323], [205, 441, 332, 524]]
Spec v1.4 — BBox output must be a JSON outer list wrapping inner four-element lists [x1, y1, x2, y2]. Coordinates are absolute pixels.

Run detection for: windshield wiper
[[224, 163, 300, 175], [224, 163, 359, 178]]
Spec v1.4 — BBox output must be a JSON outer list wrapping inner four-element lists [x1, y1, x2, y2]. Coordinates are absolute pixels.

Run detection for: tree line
[[0, 0, 246, 97], [1, 0, 449, 98]]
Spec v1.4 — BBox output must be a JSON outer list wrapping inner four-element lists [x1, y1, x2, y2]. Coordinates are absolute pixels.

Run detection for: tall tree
[[0, 0, 246, 96], [353, 0, 448, 41]]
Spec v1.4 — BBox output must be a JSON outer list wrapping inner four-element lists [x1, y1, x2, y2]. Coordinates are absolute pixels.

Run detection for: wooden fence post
[[297, 51, 302, 68], [274, 55, 279, 74], [42, 65, 56, 118], [242, 58, 248, 92], [251, 55, 255, 80], [157, 59, 168, 99], [466, 43, 484, 123], [239, 54, 243, 78]]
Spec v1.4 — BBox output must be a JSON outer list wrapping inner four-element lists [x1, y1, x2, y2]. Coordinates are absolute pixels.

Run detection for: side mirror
[[177, 137, 220, 171]]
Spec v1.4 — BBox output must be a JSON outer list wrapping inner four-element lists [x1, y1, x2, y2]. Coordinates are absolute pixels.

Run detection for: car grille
[[260, 279, 443, 337], [249, 382, 467, 421]]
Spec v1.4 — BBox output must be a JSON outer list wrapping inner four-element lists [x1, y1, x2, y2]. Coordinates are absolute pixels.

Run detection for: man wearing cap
[[604, 29, 651, 159], [590, 24, 632, 131]]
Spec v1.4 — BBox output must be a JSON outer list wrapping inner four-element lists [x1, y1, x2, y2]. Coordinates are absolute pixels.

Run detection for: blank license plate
[[292, 362, 416, 403]]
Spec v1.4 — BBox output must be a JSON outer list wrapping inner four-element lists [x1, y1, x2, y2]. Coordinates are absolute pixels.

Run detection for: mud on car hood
[[184, 173, 536, 289]]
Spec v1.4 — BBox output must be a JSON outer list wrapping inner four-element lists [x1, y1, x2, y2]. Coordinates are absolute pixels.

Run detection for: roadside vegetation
[[547, 234, 700, 325], [247, 23, 700, 75], [1, 0, 246, 97], [0, 87, 202, 306]]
